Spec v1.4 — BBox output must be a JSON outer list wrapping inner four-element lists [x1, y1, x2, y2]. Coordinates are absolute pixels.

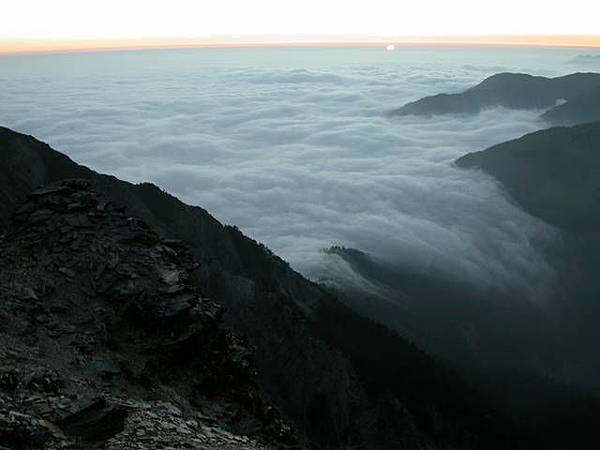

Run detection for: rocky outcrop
[[0, 180, 298, 449], [0, 126, 362, 447], [389, 72, 600, 117]]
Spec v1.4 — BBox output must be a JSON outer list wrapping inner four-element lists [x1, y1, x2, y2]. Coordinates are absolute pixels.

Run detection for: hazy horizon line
[[2, 35, 600, 56]]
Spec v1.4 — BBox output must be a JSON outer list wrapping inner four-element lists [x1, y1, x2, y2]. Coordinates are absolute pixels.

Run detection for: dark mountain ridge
[[4, 126, 600, 448], [1, 126, 519, 449], [455, 122, 600, 398], [389, 72, 600, 117], [456, 122, 600, 233], [320, 247, 561, 375]]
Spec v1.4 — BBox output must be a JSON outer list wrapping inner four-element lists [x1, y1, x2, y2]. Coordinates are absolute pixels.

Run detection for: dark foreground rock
[[0, 127, 364, 449], [0, 180, 299, 449]]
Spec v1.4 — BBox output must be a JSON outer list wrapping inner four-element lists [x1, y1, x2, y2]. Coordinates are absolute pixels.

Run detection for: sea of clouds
[[2, 47, 599, 301]]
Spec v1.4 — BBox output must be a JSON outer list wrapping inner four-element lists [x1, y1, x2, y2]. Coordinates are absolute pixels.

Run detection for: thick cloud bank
[[0, 48, 592, 301]]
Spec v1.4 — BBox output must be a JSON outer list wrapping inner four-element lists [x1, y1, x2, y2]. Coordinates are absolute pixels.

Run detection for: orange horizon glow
[[2, 36, 600, 56]]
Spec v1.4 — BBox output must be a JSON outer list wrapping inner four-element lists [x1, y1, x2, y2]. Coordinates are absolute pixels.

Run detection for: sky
[[1, 0, 600, 53]]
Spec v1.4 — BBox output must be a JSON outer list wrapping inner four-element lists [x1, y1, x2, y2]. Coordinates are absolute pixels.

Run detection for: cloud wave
[[0, 48, 584, 301]]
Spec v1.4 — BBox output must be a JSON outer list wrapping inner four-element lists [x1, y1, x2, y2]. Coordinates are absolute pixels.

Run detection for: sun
[[386, 44, 396, 51]]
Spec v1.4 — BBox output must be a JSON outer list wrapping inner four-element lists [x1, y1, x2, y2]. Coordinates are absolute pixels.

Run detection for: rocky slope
[[1, 127, 519, 449], [389, 72, 600, 117], [0, 179, 298, 449], [0, 126, 359, 447]]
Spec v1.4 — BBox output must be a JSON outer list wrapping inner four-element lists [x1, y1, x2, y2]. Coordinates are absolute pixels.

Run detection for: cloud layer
[[1, 47, 595, 301]]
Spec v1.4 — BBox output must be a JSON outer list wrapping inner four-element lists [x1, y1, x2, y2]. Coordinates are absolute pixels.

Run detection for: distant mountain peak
[[388, 71, 600, 117]]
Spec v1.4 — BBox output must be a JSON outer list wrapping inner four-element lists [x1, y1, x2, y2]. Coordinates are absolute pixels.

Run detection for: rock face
[[0, 180, 297, 449], [389, 72, 600, 116], [455, 122, 600, 232], [541, 86, 600, 126], [0, 126, 362, 447]]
